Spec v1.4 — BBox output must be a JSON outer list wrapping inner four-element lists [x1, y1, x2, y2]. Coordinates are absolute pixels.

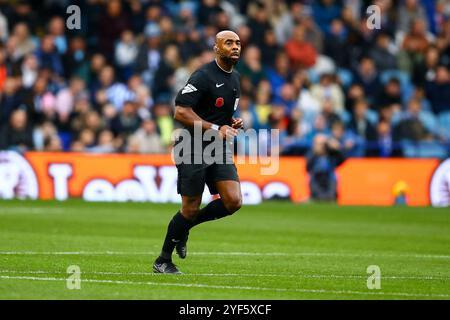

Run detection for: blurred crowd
[[1, 0, 450, 161]]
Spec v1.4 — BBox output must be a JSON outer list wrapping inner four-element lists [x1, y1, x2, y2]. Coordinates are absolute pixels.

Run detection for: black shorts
[[176, 162, 239, 196]]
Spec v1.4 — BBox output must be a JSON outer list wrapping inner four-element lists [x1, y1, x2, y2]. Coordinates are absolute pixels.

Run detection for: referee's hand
[[231, 117, 244, 129], [219, 125, 238, 140]]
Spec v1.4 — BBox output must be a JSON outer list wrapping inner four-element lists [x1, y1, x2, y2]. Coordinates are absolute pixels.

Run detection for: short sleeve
[[175, 70, 208, 108]]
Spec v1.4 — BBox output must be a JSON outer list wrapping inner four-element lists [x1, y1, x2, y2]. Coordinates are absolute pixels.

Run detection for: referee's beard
[[219, 55, 239, 66]]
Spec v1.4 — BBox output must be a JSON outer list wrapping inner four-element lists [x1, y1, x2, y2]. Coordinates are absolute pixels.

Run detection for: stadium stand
[[0, 0, 449, 158]]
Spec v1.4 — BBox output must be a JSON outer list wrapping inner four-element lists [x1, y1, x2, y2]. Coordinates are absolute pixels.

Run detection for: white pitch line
[[0, 270, 448, 281], [0, 251, 448, 259], [0, 275, 449, 298], [0, 208, 70, 214], [0, 208, 123, 215]]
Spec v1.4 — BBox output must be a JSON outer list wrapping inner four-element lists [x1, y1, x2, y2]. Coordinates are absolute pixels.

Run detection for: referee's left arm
[[174, 106, 238, 139]]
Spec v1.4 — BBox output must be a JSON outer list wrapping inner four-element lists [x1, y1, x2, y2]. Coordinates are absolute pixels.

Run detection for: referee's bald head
[[214, 30, 241, 63], [215, 30, 239, 43]]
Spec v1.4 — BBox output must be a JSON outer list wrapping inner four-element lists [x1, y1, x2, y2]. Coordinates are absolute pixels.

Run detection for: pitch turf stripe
[[0, 251, 448, 259], [0, 270, 448, 281], [0, 275, 449, 298]]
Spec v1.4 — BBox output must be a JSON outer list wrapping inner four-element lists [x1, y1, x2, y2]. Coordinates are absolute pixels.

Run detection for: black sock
[[159, 211, 193, 261], [191, 199, 231, 228]]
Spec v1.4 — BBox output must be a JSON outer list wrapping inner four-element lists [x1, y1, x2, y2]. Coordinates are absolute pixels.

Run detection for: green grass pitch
[[0, 200, 449, 299]]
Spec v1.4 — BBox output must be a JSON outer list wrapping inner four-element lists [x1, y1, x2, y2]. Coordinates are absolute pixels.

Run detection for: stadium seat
[[303, 110, 318, 124], [338, 109, 351, 125], [438, 111, 450, 140], [366, 109, 379, 125], [391, 110, 402, 126], [307, 69, 320, 84], [419, 142, 448, 158], [419, 111, 439, 134], [337, 68, 353, 89], [402, 140, 449, 158], [58, 132, 72, 151]]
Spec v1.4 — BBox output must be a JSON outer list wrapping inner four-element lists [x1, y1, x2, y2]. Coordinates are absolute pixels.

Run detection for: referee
[[153, 30, 243, 274]]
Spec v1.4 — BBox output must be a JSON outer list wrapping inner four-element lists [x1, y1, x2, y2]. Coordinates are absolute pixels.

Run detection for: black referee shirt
[[175, 60, 241, 130]]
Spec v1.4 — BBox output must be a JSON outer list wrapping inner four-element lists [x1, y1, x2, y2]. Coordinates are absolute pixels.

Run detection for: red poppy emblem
[[215, 97, 224, 108]]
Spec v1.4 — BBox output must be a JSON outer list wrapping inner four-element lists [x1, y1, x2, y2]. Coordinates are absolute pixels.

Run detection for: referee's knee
[[181, 207, 200, 220], [224, 196, 242, 214]]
